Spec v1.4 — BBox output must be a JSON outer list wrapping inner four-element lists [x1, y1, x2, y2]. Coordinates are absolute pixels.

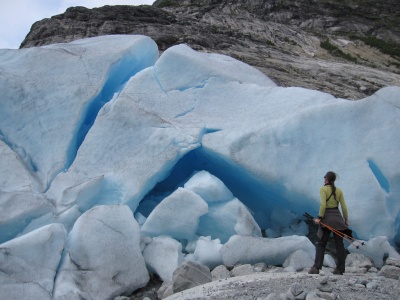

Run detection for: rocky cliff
[[20, 0, 400, 99]]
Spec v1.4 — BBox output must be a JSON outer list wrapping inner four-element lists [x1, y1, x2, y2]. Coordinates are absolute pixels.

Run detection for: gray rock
[[266, 293, 284, 300], [295, 291, 308, 300], [319, 276, 329, 284], [289, 282, 304, 296], [378, 265, 400, 280], [286, 291, 296, 300], [317, 292, 336, 300], [254, 262, 267, 272], [231, 264, 254, 277], [305, 291, 323, 300], [318, 283, 334, 293], [211, 265, 231, 280], [157, 282, 173, 299], [268, 266, 285, 273], [385, 257, 400, 267], [357, 278, 368, 286], [345, 266, 368, 274], [345, 253, 374, 269], [348, 277, 357, 286], [162, 284, 174, 299], [172, 261, 212, 293], [366, 280, 379, 290]]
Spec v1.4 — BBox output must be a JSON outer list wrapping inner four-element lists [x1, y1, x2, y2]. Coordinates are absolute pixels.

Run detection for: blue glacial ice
[[1, 34, 400, 298]]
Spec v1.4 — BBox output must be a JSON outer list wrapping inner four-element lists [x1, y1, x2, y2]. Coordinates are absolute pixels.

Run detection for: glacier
[[1, 34, 400, 299]]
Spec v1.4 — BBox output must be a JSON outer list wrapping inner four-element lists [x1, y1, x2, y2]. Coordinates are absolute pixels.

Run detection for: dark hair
[[324, 171, 337, 200]]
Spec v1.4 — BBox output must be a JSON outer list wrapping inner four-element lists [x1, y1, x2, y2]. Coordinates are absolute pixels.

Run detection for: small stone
[[348, 277, 357, 286], [368, 267, 378, 273], [305, 291, 320, 300], [359, 86, 367, 91], [317, 292, 336, 300], [254, 262, 267, 272], [345, 266, 367, 274], [357, 278, 368, 286], [355, 283, 365, 288], [268, 267, 284, 273], [329, 276, 337, 282], [380, 287, 388, 294], [295, 291, 307, 300], [290, 282, 304, 296], [320, 275, 329, 284], [319, 283, 334, 292], [286, 291, 295, 300], [366, 281, 379, 290], [266, 293, 281, 300]]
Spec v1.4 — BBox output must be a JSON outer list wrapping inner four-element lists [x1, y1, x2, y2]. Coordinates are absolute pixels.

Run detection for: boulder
[[385, 257, 400, 267], [157, 282, 174, 300], [231, 264, 255, 277], [345, 253, 374, 269], [211, 265, 231, 280], [254, 262, 267, 272], [172, 261, 212, 293], [378, 265, 400, 280]]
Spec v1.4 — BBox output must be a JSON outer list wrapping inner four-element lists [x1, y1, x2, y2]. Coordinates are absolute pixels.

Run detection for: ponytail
[[324, 171, 337, 200]]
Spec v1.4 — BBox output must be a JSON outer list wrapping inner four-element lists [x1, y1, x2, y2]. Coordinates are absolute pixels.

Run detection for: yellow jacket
[[318, 185, 348, 220]]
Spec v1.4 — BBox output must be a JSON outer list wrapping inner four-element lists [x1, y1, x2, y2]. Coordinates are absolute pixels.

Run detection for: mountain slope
[[20, 0, 400, 99]]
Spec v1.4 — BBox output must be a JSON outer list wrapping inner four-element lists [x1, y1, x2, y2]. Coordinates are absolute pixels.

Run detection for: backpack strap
[[326, 192, 333, 202]]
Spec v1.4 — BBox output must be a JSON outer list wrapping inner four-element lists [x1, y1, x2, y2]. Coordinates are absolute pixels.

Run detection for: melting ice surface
[[1, 35, 400, 299]]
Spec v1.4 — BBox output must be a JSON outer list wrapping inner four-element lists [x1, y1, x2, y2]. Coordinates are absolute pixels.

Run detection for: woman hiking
[[309, 171, 349, 275]]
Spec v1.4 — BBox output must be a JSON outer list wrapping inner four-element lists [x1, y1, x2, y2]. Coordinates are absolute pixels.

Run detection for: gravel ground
[[164, 271, 400, 300]]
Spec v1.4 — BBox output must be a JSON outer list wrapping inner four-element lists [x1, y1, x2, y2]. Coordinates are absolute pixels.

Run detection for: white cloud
[[0, 0, 154, 49]]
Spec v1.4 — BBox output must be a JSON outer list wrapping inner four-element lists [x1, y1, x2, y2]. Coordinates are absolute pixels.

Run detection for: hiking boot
[[332, 269, 344, 275], [308, 267, 319, 274]]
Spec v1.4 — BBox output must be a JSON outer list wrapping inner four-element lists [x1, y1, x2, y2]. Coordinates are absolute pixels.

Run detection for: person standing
[[309, 171, 349, 275]]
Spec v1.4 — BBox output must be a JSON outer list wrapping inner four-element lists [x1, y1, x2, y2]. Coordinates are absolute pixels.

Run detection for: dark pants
[[313, 226, 346, 272]]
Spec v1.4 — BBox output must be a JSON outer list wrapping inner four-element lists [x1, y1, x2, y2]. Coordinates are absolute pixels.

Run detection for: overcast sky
[[0, 0, 154, 49]]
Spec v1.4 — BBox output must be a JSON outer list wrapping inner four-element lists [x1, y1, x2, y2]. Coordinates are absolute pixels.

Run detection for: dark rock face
[[20, 0, 400, 99]]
